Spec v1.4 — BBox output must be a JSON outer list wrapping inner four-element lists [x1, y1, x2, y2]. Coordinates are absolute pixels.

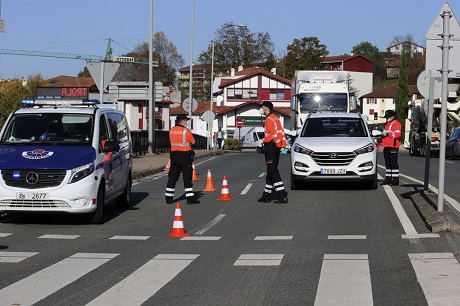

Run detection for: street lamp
[[188, 0, 196, 120], [148, 0, 154, 154], [208, 23, 246, 149]]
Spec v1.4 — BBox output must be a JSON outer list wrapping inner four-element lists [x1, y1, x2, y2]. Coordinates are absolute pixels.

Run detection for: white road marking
[[181, 236, 221, 240], [0, 251, 38, 263], [241, 183, 252, 195], [109, 236, 150, 240], [38, 234, 80, 239], [234, 254, 284, 266], [0, 253, 118, 305], [328, 235, 366, 240], [378, 174, 417, 235], [377, 164, 460, 213], [0, 233, 12, 237], [409, 253, 460, 305], [401, 234, 440, 239], [254, 236, 293, 240], [315, 254, 373, 306], [195, 214, 225, 235], [259, 172, 266, 177], [85, 254, 199, 306]]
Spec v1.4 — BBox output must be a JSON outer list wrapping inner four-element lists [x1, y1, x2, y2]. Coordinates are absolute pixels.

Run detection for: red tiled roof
[[322, 54, 373, 64], [218, 66, 291, 88], [46, 76, 95, 87], [361, 84, 419, 98]]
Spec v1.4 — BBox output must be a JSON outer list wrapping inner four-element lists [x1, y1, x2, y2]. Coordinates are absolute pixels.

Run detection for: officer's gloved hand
[[280, 148, 288, 154], [382, 130, 388, 136]]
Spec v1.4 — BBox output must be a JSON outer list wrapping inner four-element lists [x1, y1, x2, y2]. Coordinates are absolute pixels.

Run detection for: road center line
[[241, 183, 252, 195], [195, 214, 225, 235]]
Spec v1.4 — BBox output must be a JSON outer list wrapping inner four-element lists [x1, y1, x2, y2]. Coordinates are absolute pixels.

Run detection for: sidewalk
[[132, 149, 226, 181]]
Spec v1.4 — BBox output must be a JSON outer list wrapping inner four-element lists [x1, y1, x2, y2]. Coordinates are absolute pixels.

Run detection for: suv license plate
[[16, 192, 49, 200], [320, 168, 346, 174]]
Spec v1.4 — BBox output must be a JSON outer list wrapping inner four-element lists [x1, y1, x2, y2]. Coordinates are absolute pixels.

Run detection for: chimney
[[231, 68, 235, 76], [238, 65, 243, 72], [271, 68, 277, 75]]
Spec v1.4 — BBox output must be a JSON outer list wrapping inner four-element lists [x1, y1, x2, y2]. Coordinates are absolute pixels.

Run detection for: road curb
[[410, 192, 460, 233]]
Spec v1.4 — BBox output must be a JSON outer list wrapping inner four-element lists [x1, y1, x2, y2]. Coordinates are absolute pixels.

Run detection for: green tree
[[198, 23, 276, 70], [282, 37, 329, 79], [395, 50, 409, 141], [105, 32, 184, 85], [351, 41, 386, 83], [0, 75, 47, 128]]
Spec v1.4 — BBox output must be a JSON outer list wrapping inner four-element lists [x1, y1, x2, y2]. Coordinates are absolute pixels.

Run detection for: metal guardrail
[[130, 130, 206, 156]]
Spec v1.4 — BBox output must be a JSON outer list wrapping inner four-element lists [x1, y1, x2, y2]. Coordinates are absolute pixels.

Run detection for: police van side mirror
[[374, 113, 379, 120], [102, 139, 120, 153]]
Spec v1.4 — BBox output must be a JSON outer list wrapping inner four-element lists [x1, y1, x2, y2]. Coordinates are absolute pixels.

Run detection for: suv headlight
[[354, 143, 375, 155], [293, 143, 313, 155], [68, 162, 95, 184]]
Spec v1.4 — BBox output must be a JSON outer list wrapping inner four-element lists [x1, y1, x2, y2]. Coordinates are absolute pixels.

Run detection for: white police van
[[0, 94, 133, 224]]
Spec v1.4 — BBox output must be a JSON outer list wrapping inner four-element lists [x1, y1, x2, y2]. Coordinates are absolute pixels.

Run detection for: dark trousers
[[383, 147, 399, 183], [165, 151, 195, 201], [261, 142, 287, 199]]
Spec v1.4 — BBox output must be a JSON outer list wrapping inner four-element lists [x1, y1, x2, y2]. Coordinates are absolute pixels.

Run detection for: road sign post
[[236, 119, 244, 151]]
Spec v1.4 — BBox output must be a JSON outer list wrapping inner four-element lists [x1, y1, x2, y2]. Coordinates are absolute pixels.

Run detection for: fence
[[130, 130, 206, 156]]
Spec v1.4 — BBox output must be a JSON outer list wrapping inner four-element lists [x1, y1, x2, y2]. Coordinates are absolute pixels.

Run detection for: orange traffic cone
[[203, 169, 216, 192], [167, 203, 190, 238], [164, 159, 171, 171], [192, 162, 201, 181], [217, 176, 234, 201]]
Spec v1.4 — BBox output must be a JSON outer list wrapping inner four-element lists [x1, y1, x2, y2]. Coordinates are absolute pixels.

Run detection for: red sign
[[236, 119, 244, 128]]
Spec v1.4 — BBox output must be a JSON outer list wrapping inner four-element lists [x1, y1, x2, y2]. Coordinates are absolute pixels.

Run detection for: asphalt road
[[1, 152, 460, 305]]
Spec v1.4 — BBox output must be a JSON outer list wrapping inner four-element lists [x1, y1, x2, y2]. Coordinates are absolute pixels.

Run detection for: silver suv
[[290, 112, 381, 189]]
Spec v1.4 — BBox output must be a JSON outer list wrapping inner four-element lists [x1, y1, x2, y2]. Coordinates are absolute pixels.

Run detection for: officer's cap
[[176, 114, 190, 121], [261, 101, 273, 110], [384, 110, 396, 118]]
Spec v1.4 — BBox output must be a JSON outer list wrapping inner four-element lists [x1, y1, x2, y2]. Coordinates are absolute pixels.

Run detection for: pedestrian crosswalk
[[1, 250, 459, 305]]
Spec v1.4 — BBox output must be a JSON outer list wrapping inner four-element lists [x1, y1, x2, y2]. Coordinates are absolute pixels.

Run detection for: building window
[[235, 89, 243, 99], [270, 89, 285, 100], [227, 89, 234, 98]]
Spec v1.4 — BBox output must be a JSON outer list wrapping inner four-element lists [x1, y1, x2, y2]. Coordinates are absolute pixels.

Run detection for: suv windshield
[[301, 117, 368, 138], [1, 113, 93, 145]]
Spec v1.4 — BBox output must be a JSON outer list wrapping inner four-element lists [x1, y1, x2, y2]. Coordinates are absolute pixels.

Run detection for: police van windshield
[[299, 93, 348, 112], [1, 113, 93, 145]]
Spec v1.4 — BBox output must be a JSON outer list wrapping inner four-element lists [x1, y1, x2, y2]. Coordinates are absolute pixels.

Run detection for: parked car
[[446, 127, 460, 159], [290, 112, 381, 190], [0, 99, 133, 224]]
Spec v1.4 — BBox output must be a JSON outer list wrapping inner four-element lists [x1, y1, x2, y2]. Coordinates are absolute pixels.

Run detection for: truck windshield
[[1, 113, 93, 145], [299, 93, 348, 112]]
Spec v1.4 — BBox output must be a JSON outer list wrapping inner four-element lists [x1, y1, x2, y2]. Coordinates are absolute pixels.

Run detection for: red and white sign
[[236, 119, 244, 128]]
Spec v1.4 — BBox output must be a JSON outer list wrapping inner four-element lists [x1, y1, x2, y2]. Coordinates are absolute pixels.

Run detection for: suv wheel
[[84, 186, 104, 224]]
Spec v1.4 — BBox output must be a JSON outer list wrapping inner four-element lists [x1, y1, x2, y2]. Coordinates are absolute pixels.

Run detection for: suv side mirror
[[374, 113, 379, 120], [102, 139, 120, 152]]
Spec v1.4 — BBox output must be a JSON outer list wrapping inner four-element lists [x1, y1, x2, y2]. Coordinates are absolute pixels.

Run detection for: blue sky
[[0, 0, 458, 80]]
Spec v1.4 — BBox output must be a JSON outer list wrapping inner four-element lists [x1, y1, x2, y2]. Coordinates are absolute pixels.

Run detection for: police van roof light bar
[[21, 99, 101, 106]]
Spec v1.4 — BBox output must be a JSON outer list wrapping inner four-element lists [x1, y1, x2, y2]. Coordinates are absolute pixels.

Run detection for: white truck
[[290, 71, 354, 133], [237, 127, 265, 153]]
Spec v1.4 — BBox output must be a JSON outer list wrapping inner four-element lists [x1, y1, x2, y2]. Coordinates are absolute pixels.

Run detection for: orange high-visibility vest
[[263, 113, 286, 148], [381, 119, 401, 148], [170, 125, 195, 151]]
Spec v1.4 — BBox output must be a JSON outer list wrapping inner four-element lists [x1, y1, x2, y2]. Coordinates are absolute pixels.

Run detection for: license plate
[[320, 168, 346, 174], [16, 192, 49, 200]]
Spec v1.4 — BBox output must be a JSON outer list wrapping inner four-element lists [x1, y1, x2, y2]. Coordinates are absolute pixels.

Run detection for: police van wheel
[[84, 187, 104, 224], [116, 175, 132, 208]]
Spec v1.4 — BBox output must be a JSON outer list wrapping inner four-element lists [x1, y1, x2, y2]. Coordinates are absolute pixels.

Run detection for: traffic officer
[[258, 101, 288, 203], [381, 109, 402, 186], [165, 114, 200, 205]]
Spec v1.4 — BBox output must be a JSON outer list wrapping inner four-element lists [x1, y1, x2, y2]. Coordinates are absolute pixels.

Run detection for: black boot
[[380, 178, 391, 185], [165, 196, 173, 204], [390, 178, 399, 186], [187, 198, 200, 205], [258, 197, 270, 203]]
